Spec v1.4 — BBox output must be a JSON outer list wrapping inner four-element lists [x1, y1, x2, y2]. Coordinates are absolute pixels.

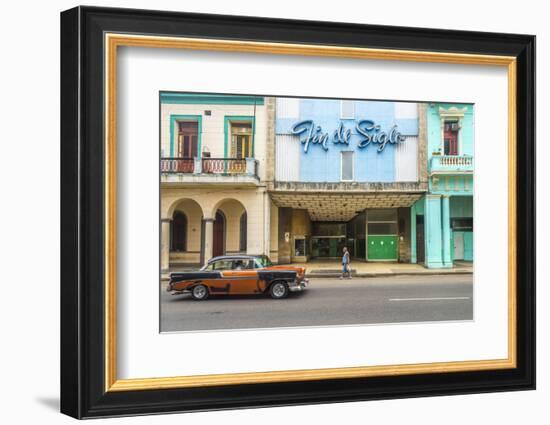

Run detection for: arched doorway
[[213, 210, 226, 257], [165, 198, 204, 267], [211, 199, 247, 258], [170, 211, 187, 251]]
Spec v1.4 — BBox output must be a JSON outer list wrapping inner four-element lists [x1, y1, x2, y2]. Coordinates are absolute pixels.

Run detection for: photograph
[[160, 93, 475, 332]]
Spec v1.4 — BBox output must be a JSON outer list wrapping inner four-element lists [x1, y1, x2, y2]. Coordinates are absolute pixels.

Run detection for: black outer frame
[[60, 6, 535, 419]]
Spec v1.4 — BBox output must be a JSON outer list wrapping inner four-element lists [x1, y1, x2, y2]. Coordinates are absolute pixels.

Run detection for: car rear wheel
[[269, 281, 289, 299], [191, 284, 209, 301]]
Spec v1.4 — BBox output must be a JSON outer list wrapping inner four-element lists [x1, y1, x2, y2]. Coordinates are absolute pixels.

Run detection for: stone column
[[160, 218, 171, 273], [193, 157, 202, 174], [265, 97, 276, 183], [264, 191, 271, 257], [202, 218, 214, 265], [442, 195, 452, 267], [417, 103, 428, 186], [410, 202, 417, 264], [424, 195, 444, 268]]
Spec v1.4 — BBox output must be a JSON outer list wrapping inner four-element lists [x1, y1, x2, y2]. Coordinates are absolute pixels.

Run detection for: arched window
[[239, 212, 247, 252], [171, 211, 187, 251]]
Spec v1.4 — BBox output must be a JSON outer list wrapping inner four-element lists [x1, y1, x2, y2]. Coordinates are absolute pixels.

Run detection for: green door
[[367, 235, 398, 260]]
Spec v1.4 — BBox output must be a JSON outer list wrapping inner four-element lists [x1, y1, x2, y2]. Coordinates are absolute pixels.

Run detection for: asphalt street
[[160, 274, 473, 332]]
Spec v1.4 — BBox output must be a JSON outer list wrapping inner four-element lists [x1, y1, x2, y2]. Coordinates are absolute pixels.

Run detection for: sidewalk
[[292, 260, 473, 278], [163, 260, 473, 280]]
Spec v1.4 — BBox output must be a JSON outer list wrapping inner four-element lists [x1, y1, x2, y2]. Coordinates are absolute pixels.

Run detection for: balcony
[[161, 157, 260, 186], [430, 155, 474, 174]]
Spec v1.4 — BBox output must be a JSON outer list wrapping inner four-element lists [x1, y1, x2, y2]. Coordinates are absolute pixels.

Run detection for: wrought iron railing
[[160, 157, 195, 173], [160, 157, 258, 177], [202, 158, 247, 174]]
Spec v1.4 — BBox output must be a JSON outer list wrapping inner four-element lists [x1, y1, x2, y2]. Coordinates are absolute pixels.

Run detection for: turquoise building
[[411, 104, 474, 268]]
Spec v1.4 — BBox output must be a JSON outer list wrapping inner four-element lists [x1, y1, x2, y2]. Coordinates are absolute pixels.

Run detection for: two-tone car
[[167, 255, 308, 300]]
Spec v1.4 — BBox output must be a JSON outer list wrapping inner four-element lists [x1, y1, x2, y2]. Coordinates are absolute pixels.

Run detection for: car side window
[[232, 260, 245, 270], [212, 260, 233, 270], [254, 260, 263, 269]]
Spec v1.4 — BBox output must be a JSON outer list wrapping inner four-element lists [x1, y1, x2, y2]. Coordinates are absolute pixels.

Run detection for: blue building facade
[[271, 98, 427, 264], [275, 98, 420, 183]]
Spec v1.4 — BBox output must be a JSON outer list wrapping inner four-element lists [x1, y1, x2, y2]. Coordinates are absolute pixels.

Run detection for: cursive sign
[[290, 119, 405, 153]]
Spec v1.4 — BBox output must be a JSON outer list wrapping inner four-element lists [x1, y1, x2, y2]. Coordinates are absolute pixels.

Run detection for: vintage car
[[167, 255, 308, 300]]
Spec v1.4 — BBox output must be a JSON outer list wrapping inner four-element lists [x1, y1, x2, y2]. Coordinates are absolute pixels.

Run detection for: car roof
[[208, 255, 264, 263]]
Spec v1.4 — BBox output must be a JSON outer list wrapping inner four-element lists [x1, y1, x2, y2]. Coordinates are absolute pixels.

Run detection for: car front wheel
[[269, 281, 289, 299], [191, 284, 209, 300]]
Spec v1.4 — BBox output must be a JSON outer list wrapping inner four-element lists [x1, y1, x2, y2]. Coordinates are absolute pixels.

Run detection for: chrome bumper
[[289, 278, 309, 292]]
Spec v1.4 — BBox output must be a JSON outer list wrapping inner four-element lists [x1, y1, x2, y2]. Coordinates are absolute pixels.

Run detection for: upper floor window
[[230, 122, 253, 158], [177, 121, 198, 158], [443, 120, 460, 155], [341, 151, 354, 181], [340, 100, 355, 119]]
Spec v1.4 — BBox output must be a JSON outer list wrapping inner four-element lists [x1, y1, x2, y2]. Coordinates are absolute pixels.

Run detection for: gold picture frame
[[105, 34, 516, 392]]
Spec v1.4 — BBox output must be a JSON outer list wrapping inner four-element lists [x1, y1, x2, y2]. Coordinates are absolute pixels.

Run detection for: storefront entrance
[[311, 236, 346, 258], [366, 209, 399, 261], [271, 191, 422, 264], [308, 211, 400, 261], [310, 222, 346, 259]]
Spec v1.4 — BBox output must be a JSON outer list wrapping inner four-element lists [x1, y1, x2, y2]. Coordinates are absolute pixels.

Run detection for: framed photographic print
[[60, 6, 535, 419]]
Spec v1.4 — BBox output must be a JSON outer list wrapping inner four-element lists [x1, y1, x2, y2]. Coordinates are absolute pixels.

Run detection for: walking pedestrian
[[340, 247, 352, 279]]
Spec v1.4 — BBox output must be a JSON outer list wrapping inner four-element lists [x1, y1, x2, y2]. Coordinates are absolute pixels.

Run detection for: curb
[[307, 271, 473, 278], [160, 271, 474, 280]]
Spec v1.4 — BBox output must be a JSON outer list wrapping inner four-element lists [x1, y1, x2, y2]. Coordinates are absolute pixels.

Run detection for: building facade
[[159, 93, 473, 270], [411, 103, 474, 268], [159, 93, 275, 272], [269, 98, 428, 264]]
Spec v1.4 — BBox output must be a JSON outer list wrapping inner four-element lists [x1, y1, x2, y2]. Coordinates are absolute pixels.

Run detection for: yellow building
[[160, 93, 278, 272]]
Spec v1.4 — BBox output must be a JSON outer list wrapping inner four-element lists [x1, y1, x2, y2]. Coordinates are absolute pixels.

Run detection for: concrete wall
[[277, 207, 292, 264], [291, 209, 312, 262], [291, 209, 312, 236]]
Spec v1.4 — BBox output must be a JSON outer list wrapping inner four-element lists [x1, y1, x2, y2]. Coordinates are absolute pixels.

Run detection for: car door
[[222, 259, 260, 294], [207, 259, 234, 294]]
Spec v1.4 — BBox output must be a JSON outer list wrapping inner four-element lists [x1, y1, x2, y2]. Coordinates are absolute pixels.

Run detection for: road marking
[[389, 296, 471, 302]]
